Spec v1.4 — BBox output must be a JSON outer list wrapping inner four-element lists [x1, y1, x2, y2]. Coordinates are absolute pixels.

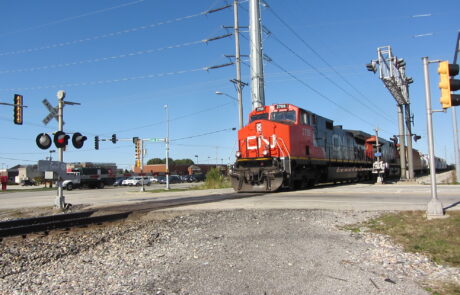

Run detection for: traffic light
[[366, 61, 377, 73], [135, 139, 141, 168], [36, 133, 52, 150], [13, 94, 23, 125], [111, 134, 117, 144], [72, 132, 87, 149], [438, 61, 460, 109], [94, 136, 99, 150], [53, 131, 69, 148]]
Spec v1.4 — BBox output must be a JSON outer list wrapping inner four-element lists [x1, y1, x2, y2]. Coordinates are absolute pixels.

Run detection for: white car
[[122, 177, 151, 186]]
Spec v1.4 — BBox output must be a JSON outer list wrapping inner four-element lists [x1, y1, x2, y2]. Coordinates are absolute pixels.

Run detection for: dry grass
[[359, 211, 460, 295]]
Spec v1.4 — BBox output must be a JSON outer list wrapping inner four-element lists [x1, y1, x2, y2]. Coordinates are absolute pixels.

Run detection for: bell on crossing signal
[[94, 136, 100, 150], [413, 135, 421, 142], [13, 94, 23, 125], [54, 131, 69, 148], [36, 133, 52, 150], [111, 134, 117, 144], [438, 61, 460, 109], [72, 132, 87, 149]]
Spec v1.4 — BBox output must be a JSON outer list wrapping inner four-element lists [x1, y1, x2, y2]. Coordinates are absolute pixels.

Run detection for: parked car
[[123, 176, 151, 186], [159, 175, 181, 184], [113, 177, 125, 186]]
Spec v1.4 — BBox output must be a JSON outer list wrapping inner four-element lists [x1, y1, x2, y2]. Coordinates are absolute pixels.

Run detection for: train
[[229, 103, 447, 192]]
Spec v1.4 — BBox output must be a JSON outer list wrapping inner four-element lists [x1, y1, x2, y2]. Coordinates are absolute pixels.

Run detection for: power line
[[0, 10, 207, 57], [267, 57, 377, 128], [0, 0, 147, 37], [265, 3, 391, 120], [0, 67, 206, 91], [108, 102, 232, 135], [171, 127, 236, 142], [0, 40, 205, 75]]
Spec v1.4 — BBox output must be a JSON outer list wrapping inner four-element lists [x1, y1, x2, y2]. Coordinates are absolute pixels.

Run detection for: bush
[[202, 168, 230, 189]]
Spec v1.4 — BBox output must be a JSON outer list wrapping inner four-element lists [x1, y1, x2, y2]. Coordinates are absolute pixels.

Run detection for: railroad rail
[[0, 211, 131, 238]]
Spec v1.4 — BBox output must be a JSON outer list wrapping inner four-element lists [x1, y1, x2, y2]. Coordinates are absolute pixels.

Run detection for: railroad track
[[0, 211, 131, 238]]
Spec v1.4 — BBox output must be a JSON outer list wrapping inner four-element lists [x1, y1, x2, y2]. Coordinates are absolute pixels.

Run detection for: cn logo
[[247, 135, 277, 150]]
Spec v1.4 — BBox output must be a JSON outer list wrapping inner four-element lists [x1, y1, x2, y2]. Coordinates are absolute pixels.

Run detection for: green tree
[[147, 158, 163, 165], [174, 159, 194, 165]]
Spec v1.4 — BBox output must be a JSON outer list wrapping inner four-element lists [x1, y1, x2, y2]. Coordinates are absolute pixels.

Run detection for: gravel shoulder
[[1, 209, 457, 295]]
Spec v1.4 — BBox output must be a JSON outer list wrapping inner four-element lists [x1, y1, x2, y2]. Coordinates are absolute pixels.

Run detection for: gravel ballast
[[1, 209, 457, 294]]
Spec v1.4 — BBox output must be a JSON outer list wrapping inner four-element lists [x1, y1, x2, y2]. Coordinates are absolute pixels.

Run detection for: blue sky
[[0, 0, 459, 171]]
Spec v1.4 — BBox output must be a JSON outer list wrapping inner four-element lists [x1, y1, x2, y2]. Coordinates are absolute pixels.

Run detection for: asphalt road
[[0, 182, 459, 213]]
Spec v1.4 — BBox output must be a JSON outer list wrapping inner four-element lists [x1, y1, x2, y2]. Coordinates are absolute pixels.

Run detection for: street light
[[164, 104, 170, 190], [49, 150, 56, 161], [215, 91, 243, 129]]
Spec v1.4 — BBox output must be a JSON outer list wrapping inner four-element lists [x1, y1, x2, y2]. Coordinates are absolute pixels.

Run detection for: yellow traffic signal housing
[[13, 94, 23, 125], [438, 61, 460, 108], [135, 139, 141, 167]]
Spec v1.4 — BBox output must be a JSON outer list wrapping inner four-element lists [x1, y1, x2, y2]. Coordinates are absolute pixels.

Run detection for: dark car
[[113, 177, 125, 186]]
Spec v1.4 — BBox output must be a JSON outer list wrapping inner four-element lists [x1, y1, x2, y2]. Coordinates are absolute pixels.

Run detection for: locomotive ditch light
[[235, 151, 241, 158], [36, 133, 52, 150]]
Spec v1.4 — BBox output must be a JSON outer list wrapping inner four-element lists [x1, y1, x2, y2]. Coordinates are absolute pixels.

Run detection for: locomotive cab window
[[250, 113, 269, 122], [270, 110, 296, 124]]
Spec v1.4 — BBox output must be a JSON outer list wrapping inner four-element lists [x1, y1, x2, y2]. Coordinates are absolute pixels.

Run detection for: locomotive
[[230, 103, 404, 192]]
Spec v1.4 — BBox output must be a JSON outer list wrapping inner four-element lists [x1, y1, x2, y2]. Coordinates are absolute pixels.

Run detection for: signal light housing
[[438, 61, 460, 109], [54, 131, 69, 148], [72, 132, 87, 149], [36, 133, 52, 150], [111, 134, 117, 144], [13, 94, 23, 125], [94, 136, 99, 150]]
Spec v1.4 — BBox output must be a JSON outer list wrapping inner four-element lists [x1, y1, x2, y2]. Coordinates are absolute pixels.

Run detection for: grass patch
[[362, 211, 460, 267], [348, 211, 460, 295]]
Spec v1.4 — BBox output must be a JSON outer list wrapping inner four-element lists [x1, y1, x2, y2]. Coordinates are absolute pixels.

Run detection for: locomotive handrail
[[277, 137, 290, 158]]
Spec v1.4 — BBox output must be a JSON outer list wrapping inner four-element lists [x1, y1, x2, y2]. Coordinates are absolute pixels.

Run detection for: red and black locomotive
[[230, 103, 402, 192]]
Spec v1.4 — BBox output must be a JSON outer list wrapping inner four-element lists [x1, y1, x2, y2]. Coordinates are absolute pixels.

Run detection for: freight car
[[230, 103, 401, 192]]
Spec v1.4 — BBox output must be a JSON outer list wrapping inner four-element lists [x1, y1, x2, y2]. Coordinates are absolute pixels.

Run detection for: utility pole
[[55, 90, 80, 210], [374, 128, 384, 184], [366, 46, 415, 180], [452, 33, 460, 183], [422, 57, 444, 218], [249, 0, 265, 109], [164, 105, 170, 190], [233, 0, 244, 129]]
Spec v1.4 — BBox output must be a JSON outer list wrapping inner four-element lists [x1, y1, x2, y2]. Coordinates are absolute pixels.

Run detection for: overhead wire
[[264, 2, 393, 122], [0, 0, 147, 37], [0, 10, 208, 57], [0, 40, 205, 75]]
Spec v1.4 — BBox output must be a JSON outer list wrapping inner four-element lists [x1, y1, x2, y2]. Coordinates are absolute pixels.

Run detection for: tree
[[147, 158, 163, 165], [174, 159, 194, 165]]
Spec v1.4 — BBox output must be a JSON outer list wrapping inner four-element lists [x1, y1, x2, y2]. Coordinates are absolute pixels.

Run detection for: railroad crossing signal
[[42, 98, 64, 125], [53, 131, 69, 148], [13, 94, 23, 125], [72, 132, 87, 149], [438, 61, 460, 108], [36, 133, 52, 150]]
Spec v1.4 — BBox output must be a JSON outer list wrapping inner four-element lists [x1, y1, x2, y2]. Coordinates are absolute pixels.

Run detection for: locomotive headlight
[[263, 149, 269, 156], [235, 151, 241, 158]]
